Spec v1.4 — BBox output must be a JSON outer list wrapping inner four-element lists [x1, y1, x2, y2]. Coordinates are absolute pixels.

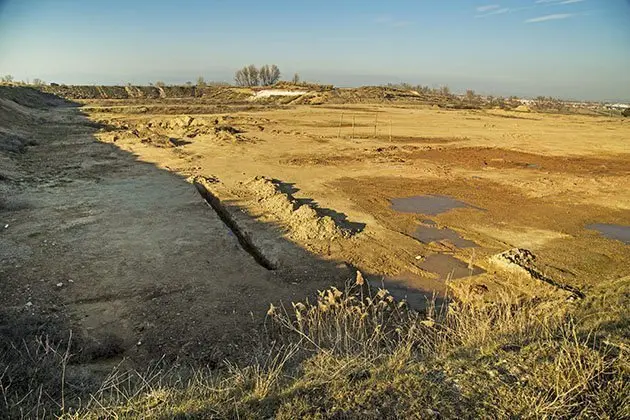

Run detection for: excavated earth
[[0, 88, 352, 369], [2, 86, 630, 371]]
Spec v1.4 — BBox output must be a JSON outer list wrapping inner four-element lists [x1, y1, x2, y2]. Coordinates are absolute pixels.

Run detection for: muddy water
[[374, 272, 447, 311], [412, 225, 477, 248], [387, 195, 485, 306], [377, 254, 485, 310], [391, 194, 474, 215], [587, 223, 630, 244], [419, 254, 485, 280]]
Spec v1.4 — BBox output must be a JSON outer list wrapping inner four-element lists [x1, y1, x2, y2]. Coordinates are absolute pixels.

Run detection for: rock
[[173, 115, 194, 128], [490, 248, 539, 276], [424, 409, 440, 419], [25, 301, 33, 307], [56, 282, 63, 287]]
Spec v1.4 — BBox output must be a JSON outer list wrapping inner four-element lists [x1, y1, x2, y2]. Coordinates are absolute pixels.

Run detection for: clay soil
[[2, 91, 629, 370]]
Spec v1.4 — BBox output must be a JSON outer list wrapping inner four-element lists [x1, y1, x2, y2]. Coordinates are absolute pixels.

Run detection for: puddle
[[412, 225, 477, 248], [587, 223, 630, 245], [419, 254, 485, 280], [373, 273, 446, 311], [391, 195, 477, 215], [374, 254, 485, 310]]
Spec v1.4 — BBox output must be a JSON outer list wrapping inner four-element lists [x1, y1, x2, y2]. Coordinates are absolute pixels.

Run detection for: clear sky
[[0, 0, 629, 101]]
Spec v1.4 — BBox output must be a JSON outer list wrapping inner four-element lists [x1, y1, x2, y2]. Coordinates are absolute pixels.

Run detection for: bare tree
[[1, 74, 14, 83], [32, 78, 45, 86], [155, 80, 166, 87], [246, 64, 259, 86], [259, 65, 271, 85], [234, 68, 247, 86], [234, 65, 260, 86], [259, 64, 281, 86], [269, 65, 281, 84], [197, 76, 206, 87], [291, 73, 300, 84], [439, 85, 451, 97]]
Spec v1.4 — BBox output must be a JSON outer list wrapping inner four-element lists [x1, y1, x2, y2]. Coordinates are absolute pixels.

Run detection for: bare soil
[[2, 88, 629, 373]]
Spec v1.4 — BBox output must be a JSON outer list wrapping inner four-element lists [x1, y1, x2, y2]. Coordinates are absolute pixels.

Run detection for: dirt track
[[2, 88, 630, 369]]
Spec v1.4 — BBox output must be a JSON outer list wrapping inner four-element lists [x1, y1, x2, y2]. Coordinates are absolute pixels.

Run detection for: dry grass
[[2, 274, 628, 419], [0, 330, 74, 419]]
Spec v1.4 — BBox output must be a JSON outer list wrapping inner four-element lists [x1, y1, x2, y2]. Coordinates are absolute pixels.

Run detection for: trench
[[194, 181, 277, 270]]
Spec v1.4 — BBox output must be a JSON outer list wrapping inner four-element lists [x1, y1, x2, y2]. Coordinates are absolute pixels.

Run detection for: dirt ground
[[89, 101, 630, 296], [0, 90, 352, 370], [2, 88, 629, 370]]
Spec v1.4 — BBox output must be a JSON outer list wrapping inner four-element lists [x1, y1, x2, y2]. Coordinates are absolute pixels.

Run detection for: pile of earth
[[0, 91, 46, 181], [38, 84, 451, 105], [40, 85, 253, 102], [241, 176, 351, 242], [102, 115, 254, 146], [489, 248, 584, 300]]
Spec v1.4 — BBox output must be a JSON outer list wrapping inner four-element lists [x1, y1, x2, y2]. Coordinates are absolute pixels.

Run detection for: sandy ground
[[2, 92, 629, 368], [0, 97, 351, 367], [90, 103, 630, 301]]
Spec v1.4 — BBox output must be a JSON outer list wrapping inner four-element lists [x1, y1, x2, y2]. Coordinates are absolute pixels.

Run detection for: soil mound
[[243, 176, 350, 241], [104, 114, 252, 145], [490, 248, 584, 299]]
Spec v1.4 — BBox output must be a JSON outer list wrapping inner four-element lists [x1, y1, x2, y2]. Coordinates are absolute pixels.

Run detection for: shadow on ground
[[271, 178, 366, 234], [0, 86, 391, 376]]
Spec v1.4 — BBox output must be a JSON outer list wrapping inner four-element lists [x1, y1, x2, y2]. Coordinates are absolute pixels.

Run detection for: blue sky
[[0, 0, 629, 101]]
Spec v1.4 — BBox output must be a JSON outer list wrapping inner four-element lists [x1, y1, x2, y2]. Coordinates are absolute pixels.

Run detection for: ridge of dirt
[[489, 248, 585, 299], [38, 84, 458, 106], [241, 176, 352, 242], [102, 114, 255, 146]]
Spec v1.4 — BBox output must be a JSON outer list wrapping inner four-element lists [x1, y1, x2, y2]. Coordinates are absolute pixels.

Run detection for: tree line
[[0, 75, 45, 85], [153, 65, 299, 88], [234, 64, 282, 87]]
